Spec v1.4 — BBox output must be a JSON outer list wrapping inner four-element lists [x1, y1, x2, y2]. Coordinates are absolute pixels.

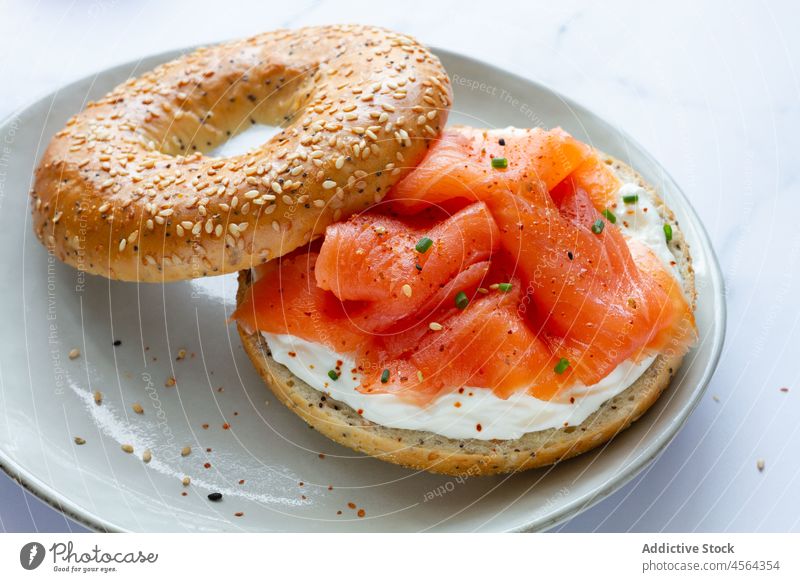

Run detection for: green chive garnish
[[455, 291, 469, 310], [380, 369, 390, 383], [591, 219, 605, 234], [415, 236, 433, 253], [622, 193, 639, 204], [554, 358, 570, 374], [327, 370, 339, 381], [497, 283, 513, 292], [491, 157, 508, 169], [663, 223, 673, 242], [602, 208, 617, 223]]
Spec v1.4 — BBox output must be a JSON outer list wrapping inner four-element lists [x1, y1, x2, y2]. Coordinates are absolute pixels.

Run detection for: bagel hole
[[210, 124, 283, 158]]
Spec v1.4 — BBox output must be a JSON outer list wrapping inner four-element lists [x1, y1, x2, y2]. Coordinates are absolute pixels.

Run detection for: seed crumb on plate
[[165, 376, 176, 387], [74, 436, 86, 445], [142, 449, 152, 463], [181, 446, 191, 457], [93, 390, 103, 405], [121, 444, 134, 454], [757, 459, 765, 472], [132, 402, 144, 414], [68, 348, 81, 359]]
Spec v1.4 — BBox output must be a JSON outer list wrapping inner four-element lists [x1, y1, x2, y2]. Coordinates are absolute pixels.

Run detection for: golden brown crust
[[31, 25, 451, 282], [235, 152, 697, 476]]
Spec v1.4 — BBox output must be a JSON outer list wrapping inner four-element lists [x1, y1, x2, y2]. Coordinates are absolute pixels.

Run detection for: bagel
[[31, 25, 451, 281], [234, 151, 696, 476]]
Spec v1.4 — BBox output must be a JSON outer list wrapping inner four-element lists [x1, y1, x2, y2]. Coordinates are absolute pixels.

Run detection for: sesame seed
[[182, 476, 191, 487], [181, 446, 191, 457], [132, 402, 144, 414], [121, 444, 134, 454], [93, 391, 103, 405], [322, 180, 337, 189], [429, 322, 443, 331], [68, 348, 81, 360], [402, 284, 412, 298], [142, 449, 152, 463]]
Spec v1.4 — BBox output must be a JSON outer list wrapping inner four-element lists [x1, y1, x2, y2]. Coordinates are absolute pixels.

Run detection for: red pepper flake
[[206, 447, 212, 452], [357, 408, 364, 416], [347, 502, 357, 509], [301, 495, 307, 500], [204, 462, 211, 469], [357, 509, 366, 518], [337, 510, 342, 515], [234, 512, 244, 517], [201, 423, 209, 430], [569, 397, 575, 404], [222, 423, 230, 430], [238, 479, 245, 485], [319, 453, 326, 459], [454, 402, 461, 408], [458, 387, 465, 394], [288, 351, 297, 358], [328, 485, 333, 491], [476, 423, 482, 432], [181, 492, 188, 497], [299, 482, 304, 486]]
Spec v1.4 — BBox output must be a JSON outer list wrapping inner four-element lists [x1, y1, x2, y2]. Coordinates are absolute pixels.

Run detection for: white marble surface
[[1, 0, 798, 532]]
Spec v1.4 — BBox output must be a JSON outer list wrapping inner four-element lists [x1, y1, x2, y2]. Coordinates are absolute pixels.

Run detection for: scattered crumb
[[234, 512, 244, 517], [181, 446, 191, 457], [357, 509, 366, 518], [238, 479, 245, 485], [318, 453, 326, 459], [712, 395, 720, 402], [182, 476, 191, 487], [132, 402, 144, 414], [202, 423, 209, 430], [93, 390, 103, 405], [74, 436, 86, 445], [142, 449, 152, 464], [165, 376, 176, 388], [757, 459, 765, 472], [113, 340, 122, 347], [68, 348, 81, 360], [347, 502, 356, 510], [176, 349, 187, 361], [222, 423, 230, 430], [780, 387, 789, 393], [121, 444, 134, 454]]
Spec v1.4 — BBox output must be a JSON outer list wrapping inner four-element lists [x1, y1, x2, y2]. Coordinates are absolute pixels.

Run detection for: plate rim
[[0, 44, 727, 534]]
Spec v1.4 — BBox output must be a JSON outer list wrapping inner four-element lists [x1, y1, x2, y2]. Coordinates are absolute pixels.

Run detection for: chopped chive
[[327, 370, 339, 381], [602, 208, 617, 223], [455, 291, 469, 310], [497, 282, 513, 292], [554, 358, 570, 374], [591, 219, 605, 234], [415, 236, 433, 253], [380, 369, 390, 383], [491, 157, 508, 169], [663, 223, 673, 242], [622, 193, 639, 204]]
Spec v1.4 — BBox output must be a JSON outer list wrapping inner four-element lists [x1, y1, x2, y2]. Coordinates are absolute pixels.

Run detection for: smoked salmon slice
[[386, 127, 591, 213]]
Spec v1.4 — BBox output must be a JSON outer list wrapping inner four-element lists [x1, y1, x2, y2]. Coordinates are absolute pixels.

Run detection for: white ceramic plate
[[0, 47, 725, 532]]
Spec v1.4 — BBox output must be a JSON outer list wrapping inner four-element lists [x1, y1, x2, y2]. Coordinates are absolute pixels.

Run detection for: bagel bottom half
[[234, 154, 696, 476]]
